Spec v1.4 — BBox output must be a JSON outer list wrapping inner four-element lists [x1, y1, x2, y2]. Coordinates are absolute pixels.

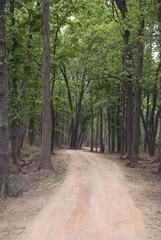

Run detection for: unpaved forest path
[[20, 150, 147, 240]]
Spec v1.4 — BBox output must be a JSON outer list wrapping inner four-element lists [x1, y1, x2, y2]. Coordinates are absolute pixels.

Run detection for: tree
[[0, 0, 9, 197], [131, 1, 144, 166], [39, 0, 53, 170], [113, 0, 134, 160]]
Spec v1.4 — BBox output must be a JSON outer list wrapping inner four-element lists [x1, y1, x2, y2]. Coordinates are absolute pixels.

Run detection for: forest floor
[[0, 148, 161, 240], [0, 147, 69, 240]]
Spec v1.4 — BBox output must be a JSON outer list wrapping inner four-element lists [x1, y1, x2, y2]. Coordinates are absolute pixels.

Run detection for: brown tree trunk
[[126, 82, 134, 159], [61, 67, 87, 149], [95, 112, 99, 153], [28, 99, 35, 145], [157, 1, 161, 169], [17, 72, 28, 159], [0, 0, 10, 197], [99, 107, 104, 153], [114, 0, 134, 159], [90, 97, 94, 152], [120, 93, 126, 155], [157, 154, 161, 173], [108, 109, 111, 153], [17, 26, 32, 156], [60, 66, 74, 149], [29, 115, 34, 145], [39, 0, 53, 170], [131, 18, 144, 166], [116, 101, 121, 153], [157, 115, 161, 173], [10, 0, 18, 165], [148, 82, 157, 156], [148, 0, 161, 157], [51, 104, 55, 152], [144, 92, 150, 152], [108, 107, 115, 154]]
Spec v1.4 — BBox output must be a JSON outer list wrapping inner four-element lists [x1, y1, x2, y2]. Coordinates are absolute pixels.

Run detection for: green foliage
[[4, 0, 161, 151]]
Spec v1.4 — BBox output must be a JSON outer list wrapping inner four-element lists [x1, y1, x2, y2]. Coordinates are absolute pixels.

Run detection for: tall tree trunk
[[144, 92, 150, 152], [95, 112, 99, 153], [90, 97, 94, 152], [120, 93, 126, 155], [108, 109, 111, 153], [158, 0, 161, 171], [17, 26, 32, 157], [108, 107, 115, 154], [60, 66, 74, 149], [17, 72, 28, 159], [72, 81, 85, 149], [10, 0, 18, 165], [99, 107, 104, 153], [148, 0, 161, 157], [114, 0, 134, 159], [0, 0, 10, 197], [39, 0, 53, 170], [131, 17, 144, 166], [28, 97, 35, 145], [157, 116, 161, 173], [116, 100, 121, 153], [148, 83, 158, 156], [51, 104, 55, 152], [126, 82, 134, 159]]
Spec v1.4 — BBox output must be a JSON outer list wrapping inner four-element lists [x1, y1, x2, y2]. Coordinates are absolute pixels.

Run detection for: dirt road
[[20, 150, 147, 240]]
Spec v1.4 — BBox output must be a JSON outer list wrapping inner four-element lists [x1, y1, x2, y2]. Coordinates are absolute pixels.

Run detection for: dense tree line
[[0, 0, 161, 197]]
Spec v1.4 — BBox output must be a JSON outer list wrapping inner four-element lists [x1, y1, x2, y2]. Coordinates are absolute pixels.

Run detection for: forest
[[0, 0, 161, 198]]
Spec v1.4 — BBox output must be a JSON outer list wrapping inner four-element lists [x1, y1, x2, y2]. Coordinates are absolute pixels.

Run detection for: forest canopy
[[1, 0, 161, 196]]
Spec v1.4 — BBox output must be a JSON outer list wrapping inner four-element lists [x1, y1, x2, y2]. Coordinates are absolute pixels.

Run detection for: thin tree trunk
[[116, 100, 121, 153], [108, 107, 115, 154], [157, 115, 161, 172], [108, 109, 111, 153], [17, 72, 28, 159], [95, 112, 99, 153], [10, 0, 18, 165], [148, 0, 161, 157], [39, 0, 53, 170], [100, 107, 104, 153], [72, 82, 85, 149], [114, 0, 134, 159], [29, 115, 34, 145], [120, 93, 126, 155], [126, 82, 134, 159], [148, 83, 157, 156], [131, 18, 144, 166], [51, 104, 55, 152], [90, 97, 94, 152], [144, 92, 150, 152], [0, 0, 10, 197], [111, 108, 115, 153]]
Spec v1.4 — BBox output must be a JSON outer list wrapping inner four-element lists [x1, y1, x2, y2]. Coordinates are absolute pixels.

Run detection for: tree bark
[[90, 97, 94, 152], [108, 107, 115, 154], [0, 0, 10, 197], [95, 112, 99, 153], [17, 26, 32, 156], [61, 67, 87, 149], [114, 0, 134, 159], [144, 92, 150, 152], [10, 0, 18, 165], [39, 0, 53, 170], [120, 93, 126, 155], [17, 72, 28, 159], [131, 18, 144, 166], [99, 107, 104, 153], [116, 100, 121, 153], [126, 82, 133, 159]]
